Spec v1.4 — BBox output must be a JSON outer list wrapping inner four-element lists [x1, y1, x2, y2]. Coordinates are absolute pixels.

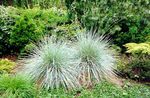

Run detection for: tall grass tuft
[[0, 74, 36, 98], [20, 37, 80, 90], [75, 33, 118, 86]]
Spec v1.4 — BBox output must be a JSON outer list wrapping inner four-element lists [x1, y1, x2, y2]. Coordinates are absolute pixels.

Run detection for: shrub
[[0, 59, 16, 74], [65, 0, 150, 50], [0, 6, 81, 55], [20, 37, 80, 90], [126, 59, 150, 80], [0, 74, 37, 98], [118, 42, 150, 81], [0, 6, 18, 55], [9, 8, 47, 52], [74, 33, 117, 86], [51, 23, 84, 40], [124, 42, 150, 57]]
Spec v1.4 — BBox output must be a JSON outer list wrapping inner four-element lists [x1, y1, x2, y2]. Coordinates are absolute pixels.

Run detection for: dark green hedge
[[0, 6, 81, 56], [66, 0, 150, 51]]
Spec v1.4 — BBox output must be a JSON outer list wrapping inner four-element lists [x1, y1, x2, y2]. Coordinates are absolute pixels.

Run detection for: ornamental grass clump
[[20, 37, 80, 90], [75, 33, 118, 86]]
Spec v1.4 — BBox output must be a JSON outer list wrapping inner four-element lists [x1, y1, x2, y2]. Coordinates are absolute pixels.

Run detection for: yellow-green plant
[[0, 74, 37, 98], [124, 42, 150, 57], [0, 59, 16, 74]]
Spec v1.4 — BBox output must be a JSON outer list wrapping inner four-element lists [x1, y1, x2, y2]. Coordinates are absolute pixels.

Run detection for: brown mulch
[[1, 55, 18, 61]]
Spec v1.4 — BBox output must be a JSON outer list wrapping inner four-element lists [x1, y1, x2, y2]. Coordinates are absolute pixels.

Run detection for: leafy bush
[[0, 6, 82, 55], [21, 37, 80, 90], [74, 33, 117, 86], [9, 9, 45, 51], [0, 6, 18, 55], [1, 0, 66, 9], [65, 0, 150, 49], [0, 59, 16, 74], [117, 42, 150, 81], [9, 7, 68, 52], [126, 59, 150, 80], [124, 42, 150, 57], [51, 23, 84, 40], [0, 74, 37, 98]]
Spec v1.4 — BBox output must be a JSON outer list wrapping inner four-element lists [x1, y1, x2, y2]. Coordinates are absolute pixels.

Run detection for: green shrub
[[124, 59, 150, 80], [124, 42, 150, 57], [65, 0, 150, 50], [0, 6, 81, 55], [51, 23, 84, 40], [118, 42, 150, 80], [0, 6, 18, 55], [0, 59, 16, 74], [0, 74, 37, 98]]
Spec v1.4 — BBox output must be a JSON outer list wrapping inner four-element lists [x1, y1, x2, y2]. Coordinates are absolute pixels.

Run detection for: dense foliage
[[79, 81, 150, 98], [124, 42, 150, 57], [66, 0, 150, 49], [0, 0, 66, 9], [118, 42, 150, 81], [0, 6, 81, 55], [0, 74, 37, 98], [0, 59, 16, 74]]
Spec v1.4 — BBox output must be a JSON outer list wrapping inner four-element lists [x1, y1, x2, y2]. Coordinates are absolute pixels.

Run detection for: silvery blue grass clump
[[20, 32, 118, 89], [20, 37, 80, 90], [75, 33, 117, 86]]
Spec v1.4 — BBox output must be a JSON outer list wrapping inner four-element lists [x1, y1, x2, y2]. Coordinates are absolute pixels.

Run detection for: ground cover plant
[[0, 59, 16, 74], [0, 74, 37, 98], [117, 42, 150, 81]]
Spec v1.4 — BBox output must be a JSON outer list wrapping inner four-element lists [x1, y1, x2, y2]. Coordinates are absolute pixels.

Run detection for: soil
[[1, 55, 18, 61]]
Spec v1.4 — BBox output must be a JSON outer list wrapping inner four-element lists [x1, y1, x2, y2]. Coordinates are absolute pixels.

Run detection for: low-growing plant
[[124, 42, 150, 57], [74, 33, 118, 86], [0, 59, 16, 74], [125, 59, 150, 81], [20, 37, 80, 90], [0, 74, 37, 98], [118, 42, 150, 81], [78, 81, 150, 98]]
